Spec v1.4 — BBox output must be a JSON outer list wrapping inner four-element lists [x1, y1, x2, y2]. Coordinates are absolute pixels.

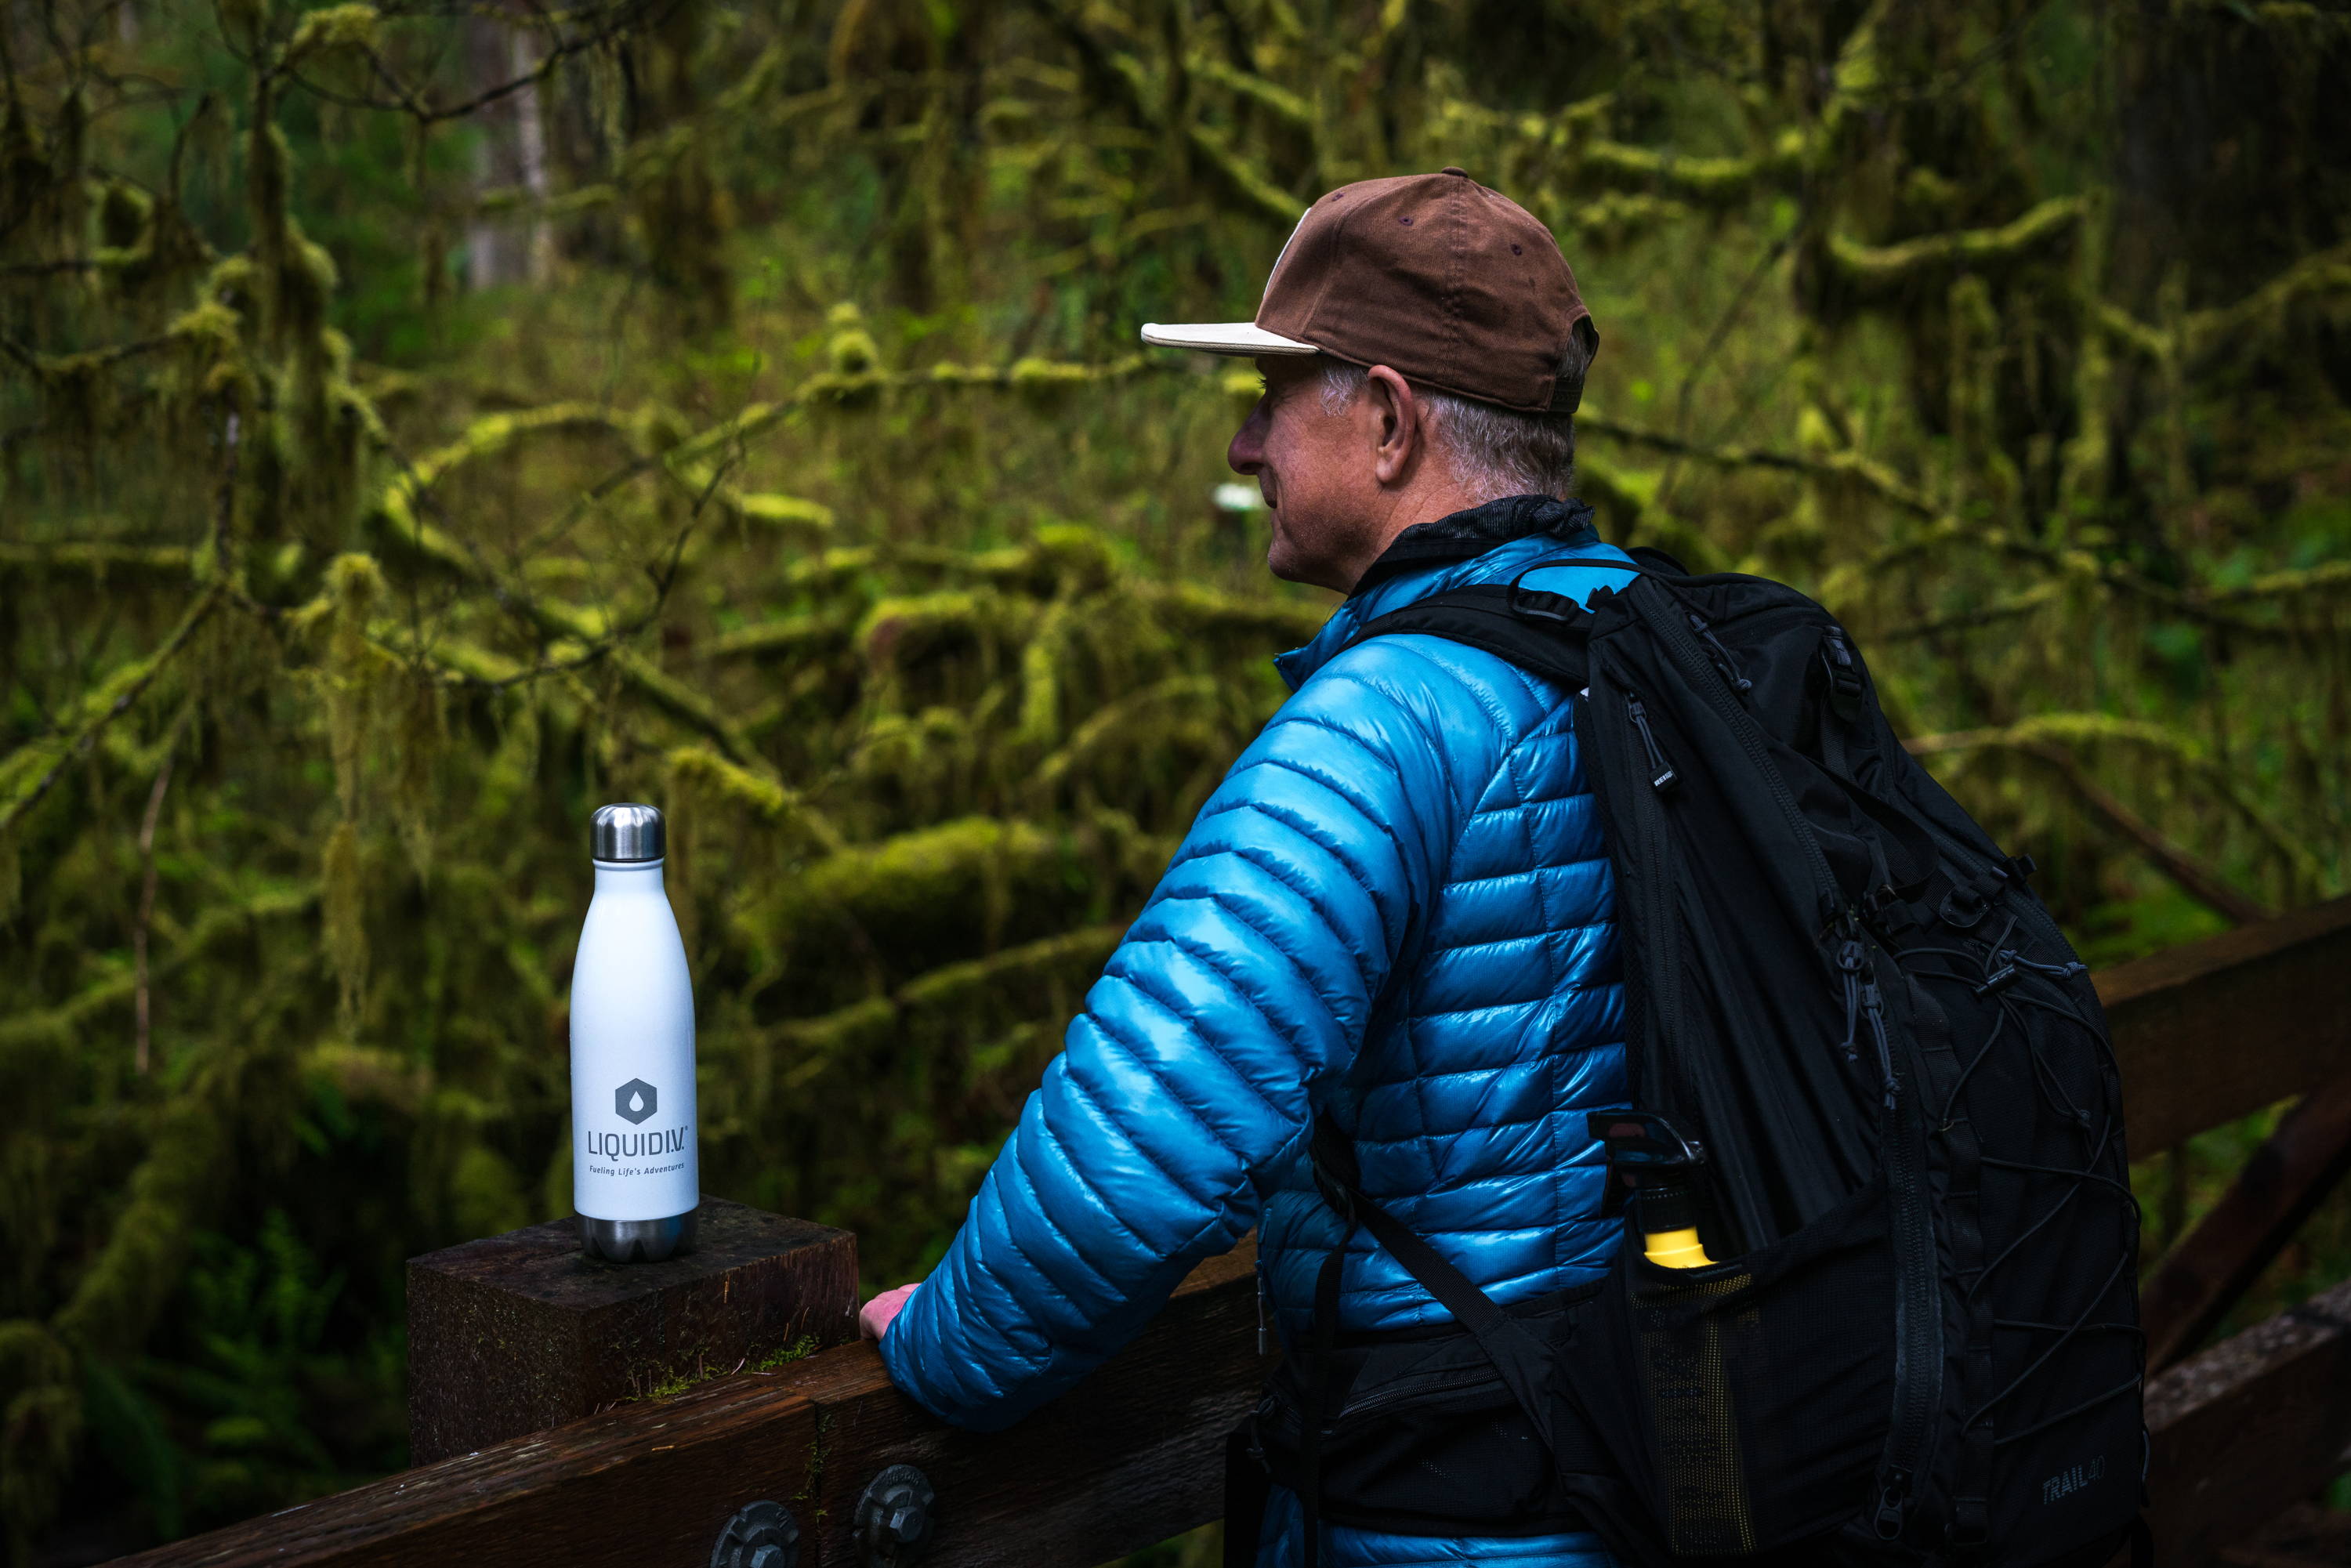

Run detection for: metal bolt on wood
[[855, 1464, 936, 1566], [712, 1499, 799, 1568]]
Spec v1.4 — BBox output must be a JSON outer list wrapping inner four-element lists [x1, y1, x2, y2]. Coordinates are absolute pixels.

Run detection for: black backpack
[[1230, 557, 2144, 1568]]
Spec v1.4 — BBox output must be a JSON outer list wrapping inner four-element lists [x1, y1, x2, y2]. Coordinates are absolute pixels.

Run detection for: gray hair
[[1317, 348, 1585, 502]]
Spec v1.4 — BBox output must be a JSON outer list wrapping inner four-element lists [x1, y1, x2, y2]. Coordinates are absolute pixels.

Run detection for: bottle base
[[579, 1208, 698, 1264]]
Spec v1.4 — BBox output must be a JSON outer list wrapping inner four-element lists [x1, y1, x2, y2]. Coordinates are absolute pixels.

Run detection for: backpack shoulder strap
[[1343, 583, 1597, 691], [1624, 545, 1690, 575]]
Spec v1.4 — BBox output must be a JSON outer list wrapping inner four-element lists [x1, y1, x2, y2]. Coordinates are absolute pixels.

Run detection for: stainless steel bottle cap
[[590, 802, 665, 863]]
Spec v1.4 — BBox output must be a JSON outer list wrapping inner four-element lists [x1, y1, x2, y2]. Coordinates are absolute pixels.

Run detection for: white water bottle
[[571, 803, 700, 1262]]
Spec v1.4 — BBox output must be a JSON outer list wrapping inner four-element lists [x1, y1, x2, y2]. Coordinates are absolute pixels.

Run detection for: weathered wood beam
[[105, 1371, 823, 1568], [405, 1200, 857, 1463], [2143, 1277, 2351, 1566], [2099, 895, 2351, 1154], [105, 1244, 1265, 1568], [2140, 1070, 2351, 1372]]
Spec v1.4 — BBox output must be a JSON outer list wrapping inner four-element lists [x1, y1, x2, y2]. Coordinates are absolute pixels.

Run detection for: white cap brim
[[1139, 320, 1320, 356]]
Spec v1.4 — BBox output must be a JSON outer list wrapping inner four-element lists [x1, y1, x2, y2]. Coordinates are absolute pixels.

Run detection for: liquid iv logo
[[615, 1078, 658, 1124]]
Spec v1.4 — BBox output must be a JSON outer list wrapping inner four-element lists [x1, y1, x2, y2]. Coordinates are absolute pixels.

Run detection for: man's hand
[[860, 1282, 920, 1341]]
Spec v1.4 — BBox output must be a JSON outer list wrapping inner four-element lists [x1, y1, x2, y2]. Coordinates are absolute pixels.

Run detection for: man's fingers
[[859, 1282, 920, 1341]]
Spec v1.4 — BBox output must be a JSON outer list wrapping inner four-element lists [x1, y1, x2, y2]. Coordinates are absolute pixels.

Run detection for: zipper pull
[[1627, 696, 1679, 793], [1874, 1467, 1911, 1540], [1255, 1259, 1271, 1356], [1862, 981, 1898, 1110], [1688, 612, 1753, 694], [1836, 939, 1865, 1062]]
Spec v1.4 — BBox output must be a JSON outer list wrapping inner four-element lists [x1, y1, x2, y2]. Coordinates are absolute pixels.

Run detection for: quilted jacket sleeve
[[877, 646, 1480, 1429]]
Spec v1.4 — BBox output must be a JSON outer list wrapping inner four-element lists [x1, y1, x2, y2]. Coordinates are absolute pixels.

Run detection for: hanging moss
[[321, 820, 367, 1027]]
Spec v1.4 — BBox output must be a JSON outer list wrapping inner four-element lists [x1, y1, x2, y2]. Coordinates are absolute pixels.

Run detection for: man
[[864, 168, 1633, 1568]]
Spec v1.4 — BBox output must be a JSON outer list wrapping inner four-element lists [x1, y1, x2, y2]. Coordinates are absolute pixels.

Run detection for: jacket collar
[[1351, 493, 1596, 592], [1273, 494, 1627, 691]]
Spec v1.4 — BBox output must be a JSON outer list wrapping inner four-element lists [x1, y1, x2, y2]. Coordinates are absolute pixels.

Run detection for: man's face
[[1226, 356, 1378, 592]]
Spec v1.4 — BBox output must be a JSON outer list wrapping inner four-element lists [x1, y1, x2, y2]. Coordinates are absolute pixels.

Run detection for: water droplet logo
[[614, 1077, 658, 1124]]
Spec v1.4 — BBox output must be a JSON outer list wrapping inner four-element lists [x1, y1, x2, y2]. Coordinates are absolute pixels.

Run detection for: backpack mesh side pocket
[[1562, 1179, 1898, 1554]]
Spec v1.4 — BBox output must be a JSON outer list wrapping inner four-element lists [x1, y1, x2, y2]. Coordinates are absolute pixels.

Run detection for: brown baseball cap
[[1141, 168, 1597, 413]]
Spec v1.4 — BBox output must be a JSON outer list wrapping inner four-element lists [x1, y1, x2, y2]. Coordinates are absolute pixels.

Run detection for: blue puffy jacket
[[882, 496, 1634, 1567]]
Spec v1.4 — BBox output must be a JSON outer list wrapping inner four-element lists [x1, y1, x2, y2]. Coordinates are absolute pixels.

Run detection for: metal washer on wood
[[711, 1499, 799, 1568], [856, 1464, 936, 1566]]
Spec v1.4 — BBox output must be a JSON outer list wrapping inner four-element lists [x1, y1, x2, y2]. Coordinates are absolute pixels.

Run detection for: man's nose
[[1227, 398, 1270, 474]]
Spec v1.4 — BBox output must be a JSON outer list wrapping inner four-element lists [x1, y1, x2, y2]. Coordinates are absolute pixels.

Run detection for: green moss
[[748, 1334, 819, 1371], [631, 1333, 817, 1403]]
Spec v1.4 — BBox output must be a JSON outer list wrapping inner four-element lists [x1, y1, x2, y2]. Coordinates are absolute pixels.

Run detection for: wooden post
[[405, 1197, 857, 1464]]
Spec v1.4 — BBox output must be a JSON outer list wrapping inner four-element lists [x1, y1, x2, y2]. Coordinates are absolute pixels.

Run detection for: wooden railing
[[110, 898, 2351, 1568]]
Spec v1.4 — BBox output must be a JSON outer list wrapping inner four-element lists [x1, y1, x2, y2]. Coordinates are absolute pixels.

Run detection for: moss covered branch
[[0, 585, 226, 834], [1820, 197, 2085, 302], [0, 542, 197, 584]]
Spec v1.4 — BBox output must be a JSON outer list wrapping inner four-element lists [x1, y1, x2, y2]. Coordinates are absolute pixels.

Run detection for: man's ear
[[1364, 364, 1421, 487]]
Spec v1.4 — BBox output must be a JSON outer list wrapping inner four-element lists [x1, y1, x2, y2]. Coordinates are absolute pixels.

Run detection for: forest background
[[5, 0, 2351, 1559]]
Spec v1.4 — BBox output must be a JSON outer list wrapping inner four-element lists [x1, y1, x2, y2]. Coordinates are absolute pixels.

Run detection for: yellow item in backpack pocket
[[1643, 1226, 1715, 1269]]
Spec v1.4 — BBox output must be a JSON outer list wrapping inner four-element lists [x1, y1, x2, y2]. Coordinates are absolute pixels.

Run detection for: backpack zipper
[[1870, 949, 1943, 1543], [1846, 923, 1939, 1532], [1582, 679, 1688, 1190]]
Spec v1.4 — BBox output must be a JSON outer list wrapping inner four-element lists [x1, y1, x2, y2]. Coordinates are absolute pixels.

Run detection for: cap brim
[[1139, 320, 1320, 356]]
